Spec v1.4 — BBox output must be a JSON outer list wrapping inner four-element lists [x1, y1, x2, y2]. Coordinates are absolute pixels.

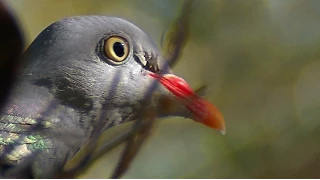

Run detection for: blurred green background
[[3, 0, 320, 178]]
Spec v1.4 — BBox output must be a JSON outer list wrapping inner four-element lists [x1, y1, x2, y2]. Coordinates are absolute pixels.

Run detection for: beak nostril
[[145, 60, 160, 73]]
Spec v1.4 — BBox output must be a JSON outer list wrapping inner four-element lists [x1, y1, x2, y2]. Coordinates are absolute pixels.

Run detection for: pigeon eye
[[104, 36, 129, 62]]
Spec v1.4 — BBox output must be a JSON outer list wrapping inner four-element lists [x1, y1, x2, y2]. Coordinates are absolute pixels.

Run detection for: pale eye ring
[[104, 36, 129, 62]]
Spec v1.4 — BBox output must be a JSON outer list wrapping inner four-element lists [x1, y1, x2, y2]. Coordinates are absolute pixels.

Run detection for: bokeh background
[[3, 0, 320, 178]]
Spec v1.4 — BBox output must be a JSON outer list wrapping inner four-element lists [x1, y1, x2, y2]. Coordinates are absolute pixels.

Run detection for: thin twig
[[110, 1, 197, 178], [111, 109, 156, 179], [161, 0, 196, 67]]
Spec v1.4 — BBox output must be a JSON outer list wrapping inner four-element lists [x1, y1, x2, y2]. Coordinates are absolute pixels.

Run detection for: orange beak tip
[[190, 98, 226, 135], [220, 128, 226, 135]]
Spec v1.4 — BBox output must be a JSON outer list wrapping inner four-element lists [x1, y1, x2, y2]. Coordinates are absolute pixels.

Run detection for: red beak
[[150, 73, 225, 134]]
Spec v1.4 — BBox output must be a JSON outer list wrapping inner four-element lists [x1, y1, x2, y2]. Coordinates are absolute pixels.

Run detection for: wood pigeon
[[0, 15, 225, 178]]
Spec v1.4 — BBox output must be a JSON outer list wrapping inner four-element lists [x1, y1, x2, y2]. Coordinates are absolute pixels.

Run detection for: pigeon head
[[21, 16, 225, 133]]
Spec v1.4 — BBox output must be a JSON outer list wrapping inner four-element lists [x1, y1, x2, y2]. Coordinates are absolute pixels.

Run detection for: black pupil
[[113, 42, 125, 57]]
